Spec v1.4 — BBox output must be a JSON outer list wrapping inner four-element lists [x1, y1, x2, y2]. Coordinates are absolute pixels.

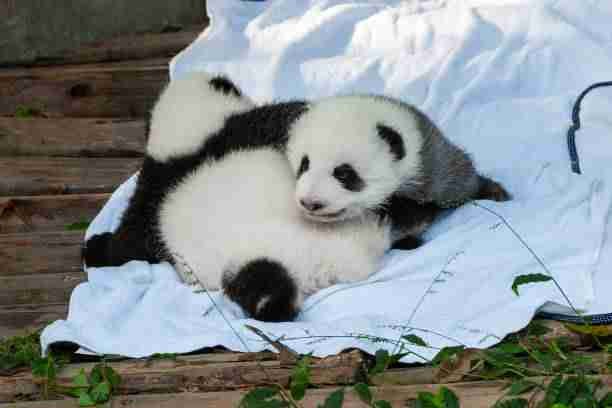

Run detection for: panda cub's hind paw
[[477, 176, 512, 202], [82, 232, 114, 267], [391, 235, 423, 251], [222, 258, 300, 322]]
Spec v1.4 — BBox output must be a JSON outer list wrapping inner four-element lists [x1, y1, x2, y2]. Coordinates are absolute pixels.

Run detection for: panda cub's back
[[159, 147, 390, 298]]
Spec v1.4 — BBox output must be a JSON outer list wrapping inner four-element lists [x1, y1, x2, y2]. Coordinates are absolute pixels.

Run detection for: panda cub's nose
[[300, 199, 325, 212]]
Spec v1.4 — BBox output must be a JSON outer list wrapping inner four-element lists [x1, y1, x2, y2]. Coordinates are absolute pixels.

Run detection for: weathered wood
[[6, 376, 612, 408], [0, 59, 169, 117], [3, 27, 206, 67], [0, 351, 364, 402], [0, 304, 68, 340], [0, 272, 85, 307], [0, 194, 109, 234], [1, 1, 207, 66], [0, 158, 140, 196], [0, 118, 146, 157], [0, 232, 84, 275]]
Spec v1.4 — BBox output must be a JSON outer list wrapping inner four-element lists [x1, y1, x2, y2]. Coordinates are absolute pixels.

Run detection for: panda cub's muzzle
[[299, 198, 347, 222]]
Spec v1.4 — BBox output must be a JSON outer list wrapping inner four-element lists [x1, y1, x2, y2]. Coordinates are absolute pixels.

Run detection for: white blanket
[[42, 0, 612, 361]]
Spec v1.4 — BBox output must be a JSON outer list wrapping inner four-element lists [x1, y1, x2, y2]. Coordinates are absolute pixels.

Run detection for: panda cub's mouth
[[303, 208, 346, 223]]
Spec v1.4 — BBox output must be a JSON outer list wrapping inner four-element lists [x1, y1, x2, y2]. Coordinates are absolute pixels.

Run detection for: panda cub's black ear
[[376, 123, 405, 161], [208, 75, 243, 98]]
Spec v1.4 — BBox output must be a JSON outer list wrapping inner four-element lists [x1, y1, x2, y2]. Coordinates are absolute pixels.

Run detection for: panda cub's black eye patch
[[333, 164, 364, 192], [297, 155, 309, 178]]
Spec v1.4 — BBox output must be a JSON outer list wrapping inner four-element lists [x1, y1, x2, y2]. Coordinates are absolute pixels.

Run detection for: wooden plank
[[0, 59, 169, 118], [0, 304, 68, 340], [3, 26, 206, 67], [0, 194, 108, 234], [0, 231, 84, 276], [0, 272, 85, 307], [0, 157, 140, 196], [0, 351, 364, 403], [7, 376, 612, 408], [0, 118, 145, 157]]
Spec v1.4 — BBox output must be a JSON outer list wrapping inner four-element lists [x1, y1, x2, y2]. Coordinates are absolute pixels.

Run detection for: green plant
[[65, 219, 91, 231], [62, 362, 122, 407], [14, 105, 38, 118], [0, 331, 42, 374]]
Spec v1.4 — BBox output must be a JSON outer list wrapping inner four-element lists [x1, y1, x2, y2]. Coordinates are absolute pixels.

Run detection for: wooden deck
[[0, 23, 608, 408]]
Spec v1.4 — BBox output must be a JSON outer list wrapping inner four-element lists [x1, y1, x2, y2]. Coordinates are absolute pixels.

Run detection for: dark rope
[[567, 81, 612, 174]]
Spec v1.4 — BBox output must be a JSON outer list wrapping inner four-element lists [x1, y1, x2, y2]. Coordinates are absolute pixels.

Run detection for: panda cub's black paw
[[222, 258, 299, 322], [82, 232, 114, 267], [391, 235, 423, 250]]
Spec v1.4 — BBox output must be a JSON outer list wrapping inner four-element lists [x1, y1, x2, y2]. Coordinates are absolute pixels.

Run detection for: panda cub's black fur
[[83, 72, 510, 322]]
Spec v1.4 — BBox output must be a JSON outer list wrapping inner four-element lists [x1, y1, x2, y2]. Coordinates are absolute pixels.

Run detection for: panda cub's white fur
[[147, 73, 253, 161], [160, 148, 390, 304]]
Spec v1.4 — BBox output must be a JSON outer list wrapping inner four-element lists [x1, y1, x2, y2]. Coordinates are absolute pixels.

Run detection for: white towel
[[42, 0, 612, 361]]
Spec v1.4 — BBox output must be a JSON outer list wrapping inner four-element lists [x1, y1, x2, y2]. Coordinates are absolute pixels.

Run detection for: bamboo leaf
[[402, 334, 429, 348], [353, 382, 372, 404], [511, 274, 552, 296]]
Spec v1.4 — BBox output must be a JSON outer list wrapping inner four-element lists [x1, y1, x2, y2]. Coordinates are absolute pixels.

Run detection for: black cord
[[567, 81, 612, 174]]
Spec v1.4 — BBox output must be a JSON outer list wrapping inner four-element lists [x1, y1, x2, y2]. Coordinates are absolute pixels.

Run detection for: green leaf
[[353, 382, 372, 404], [431, 346, 465, 366], [439, 387, 460, 408], [402, 334, 429, 348], [507, 379, 538, 396], [373, 400, 393, 408], [494, 399, 528, 408], [104, 365, 121, 390], [511, 273, 552, 296], [31, 356, 56, 381], [290, 356, 311, 401], [550, 404, 570, 408], [78, 389, 96, 407], [416, 392, 438, 408], [531, 349, 553, 371], [558, 376, 580, 405], [71, 368, 90, 388], [543, 376, 564, 406], [65, 220, 91, 231], [91, 381, 111, 403], [240, 387, 280, 407], [318, 388, 344, 408], [89, 364, 103, 386], [370, 349, 390, 375], [15, 106, 36, 118], [291, 382, 307, 401], [493, 343, 525, 356]]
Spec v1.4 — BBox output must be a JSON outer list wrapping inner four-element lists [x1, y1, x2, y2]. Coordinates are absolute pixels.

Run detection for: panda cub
[[84, 72, 391, 321], [83, 72, 510, 322]]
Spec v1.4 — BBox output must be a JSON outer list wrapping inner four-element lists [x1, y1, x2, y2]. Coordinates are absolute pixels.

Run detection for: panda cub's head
[[286, 95, 423, 223]]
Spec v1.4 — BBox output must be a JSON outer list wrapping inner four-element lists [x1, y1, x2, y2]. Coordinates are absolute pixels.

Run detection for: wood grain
[[0, 194, 108, 234], [0, 271, 85, 307], [0, 351, 364, 402], [0, 117, 146, 157], [5, 27, 206, 67], [0, 231, 84, 275], [0, 304, 68, 340], [0, 59, 169, 118], [7, 376, 612, 408], [0, 157, 140, 196]]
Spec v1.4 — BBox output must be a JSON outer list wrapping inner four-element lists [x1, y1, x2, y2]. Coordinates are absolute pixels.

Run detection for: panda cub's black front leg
[[380, 194, 444, 250]]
